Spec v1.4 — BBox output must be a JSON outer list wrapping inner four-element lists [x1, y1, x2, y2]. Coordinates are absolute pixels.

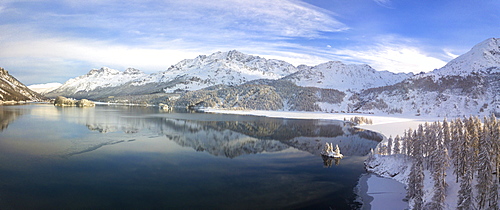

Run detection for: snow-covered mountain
[[0, 67, 43, 102], [45, 50, 410, 100], [283, 61, 412, 91], [132, 50, 299, 91], [28, 82, 63, 94], [430, 38, 500, 77], [348, 38, 500, 117], [45, 67, 147, 98], [45, 50, 300, 99], [41, 38, 500, 117]]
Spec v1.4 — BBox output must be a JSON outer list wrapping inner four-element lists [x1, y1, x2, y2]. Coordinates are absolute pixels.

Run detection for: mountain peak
[[472, 37, 499, 52], [283, 61, 410, 91], [124, 68, 143, 75], [206, 50, 255, 61], [433, 37, 500, 76], [87, 67, 121, 76]]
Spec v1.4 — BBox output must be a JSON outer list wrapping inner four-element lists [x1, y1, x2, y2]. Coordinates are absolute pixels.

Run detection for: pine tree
[[457, 125, 474, 210], [428, 121, 449, 210], [486, 114, 499, 209], [475, 117, 493, 209], [387, 136, 393, 155], [411, 125, 425, 210], [442, 118, 451, 149], [407, 129, 417, 201], [451, 118, 464, 183], [490, 114, 500, 182], [402, 129, 410, 156], [466, 116, 481, 179], [394, 135, 401, 154]]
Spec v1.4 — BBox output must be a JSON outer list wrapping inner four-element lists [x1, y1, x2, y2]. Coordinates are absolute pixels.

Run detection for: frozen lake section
[[357, 173, 408, 210]]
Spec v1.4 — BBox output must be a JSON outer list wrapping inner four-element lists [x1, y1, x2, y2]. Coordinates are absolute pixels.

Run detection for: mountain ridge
[[36, 37, 500, 117], [44, 50, 408, 99]]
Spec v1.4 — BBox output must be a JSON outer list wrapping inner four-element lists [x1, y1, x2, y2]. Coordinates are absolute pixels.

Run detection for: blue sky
[[0, 0, 498, 85]]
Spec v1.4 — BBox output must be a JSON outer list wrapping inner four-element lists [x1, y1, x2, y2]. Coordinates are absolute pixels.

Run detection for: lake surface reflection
[[0, 104, 383, 209]]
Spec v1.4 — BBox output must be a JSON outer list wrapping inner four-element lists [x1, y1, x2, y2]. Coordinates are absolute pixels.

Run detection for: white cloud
[[0, 0, 455, 84], [40, 0, 347, 41], [0, 36, 202, 72], [444, 49, 460, 59], [332, 43, 448, 73]]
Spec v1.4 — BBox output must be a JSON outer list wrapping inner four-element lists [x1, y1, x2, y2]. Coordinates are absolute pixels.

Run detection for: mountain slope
[[431, 38, 500, 77], [349, 38, 500, 117], [283, 61, 412, 91], [0, 67, 43, 102], [45, 67, 147, 98], [45, 51, 299, 99], [45, 50, 410, 100], [41, 38, 500, 117], [132, 50, 299, 91], [28, 83, 63, 94]]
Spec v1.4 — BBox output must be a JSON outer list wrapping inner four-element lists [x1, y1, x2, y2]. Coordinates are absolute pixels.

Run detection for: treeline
[[344, 116, 373, 125], [371, 115, 499, 210]]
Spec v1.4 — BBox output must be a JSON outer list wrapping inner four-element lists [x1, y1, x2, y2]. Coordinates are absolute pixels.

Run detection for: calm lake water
[[0, 104, 383, 209]]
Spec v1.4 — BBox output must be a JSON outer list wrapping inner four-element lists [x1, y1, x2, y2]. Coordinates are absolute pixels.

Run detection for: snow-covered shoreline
[[356, 173, 407, 210]]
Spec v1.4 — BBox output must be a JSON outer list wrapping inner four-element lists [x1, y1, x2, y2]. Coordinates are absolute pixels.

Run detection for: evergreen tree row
[[372, 115, 500, 210]]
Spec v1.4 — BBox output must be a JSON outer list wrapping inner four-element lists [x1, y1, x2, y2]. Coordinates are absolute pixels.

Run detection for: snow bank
[[357, 173, 407, 210], [365, 154, 411, 185]]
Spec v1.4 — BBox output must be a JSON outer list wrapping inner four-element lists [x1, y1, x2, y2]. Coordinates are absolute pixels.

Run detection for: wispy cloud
[[373, 0, 393, 8], [330, 38, 448, 73], [1, 0, 481, 85], [0, 0, 352, 84]]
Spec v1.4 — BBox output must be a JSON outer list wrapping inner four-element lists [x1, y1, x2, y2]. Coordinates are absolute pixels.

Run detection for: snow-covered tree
[[475, 117, 493, 209], [402, 129, 410, 156], [422, 121, 448, 210], [485, 114, 499, 209], [442, 118, 451, 149], [394, 135, 401, 154], [457, 126, 474, 210], [414, 125, 425, 210], [387, 136, 393, 155], [450, 118, 464, 183], [395, 115, 499, 209]]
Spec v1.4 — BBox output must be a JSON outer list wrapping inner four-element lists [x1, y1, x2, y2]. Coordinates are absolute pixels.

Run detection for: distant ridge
[[45, 50, 408, 98], [41, 38, 500, 117]]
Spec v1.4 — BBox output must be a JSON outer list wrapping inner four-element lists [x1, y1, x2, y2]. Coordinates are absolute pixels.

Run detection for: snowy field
[[201, 108, 446, 209]]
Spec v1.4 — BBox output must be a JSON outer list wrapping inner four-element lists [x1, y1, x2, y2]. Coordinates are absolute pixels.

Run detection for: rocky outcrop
[[76, 99, 95, 107], [54, 96, 95, 107]]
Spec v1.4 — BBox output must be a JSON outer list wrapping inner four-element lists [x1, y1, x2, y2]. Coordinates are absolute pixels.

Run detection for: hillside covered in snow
[[41, 38, 500, 117], [350, 38, 500, 117], [43, 50, 410, 100]]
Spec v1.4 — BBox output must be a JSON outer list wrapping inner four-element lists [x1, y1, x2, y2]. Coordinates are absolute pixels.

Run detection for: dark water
[[0, 104, 383, 209]]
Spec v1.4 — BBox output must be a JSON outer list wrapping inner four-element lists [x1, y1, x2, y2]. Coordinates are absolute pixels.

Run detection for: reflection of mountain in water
[[74, 108, 383, 158], [0, 107, 27, 131], [194, 119, 383, 157], [2, 105, 383, 158]]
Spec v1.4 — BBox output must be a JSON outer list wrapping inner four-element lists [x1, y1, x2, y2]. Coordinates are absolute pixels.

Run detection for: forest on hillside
[[369, 115, 500, 210]]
